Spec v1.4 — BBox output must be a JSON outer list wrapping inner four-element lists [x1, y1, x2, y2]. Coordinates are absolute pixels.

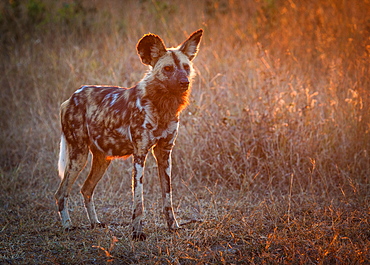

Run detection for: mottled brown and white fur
[[55, 29, 203, 240]]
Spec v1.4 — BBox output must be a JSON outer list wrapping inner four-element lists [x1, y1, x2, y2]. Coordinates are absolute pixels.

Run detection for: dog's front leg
[[132, 153, 147, 240], [153, 138, 180, 231]]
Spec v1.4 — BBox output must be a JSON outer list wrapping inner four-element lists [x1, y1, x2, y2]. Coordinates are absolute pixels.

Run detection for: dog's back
[[61, 85, 137, 158]]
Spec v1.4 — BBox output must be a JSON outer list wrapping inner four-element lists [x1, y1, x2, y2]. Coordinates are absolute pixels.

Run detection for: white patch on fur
[[143, 115, 154, 131], [116, 125, 129, 137], [165, 165, 171, 179], [75, 86, 86, 94], [86, 124, 105, 153], [133, 163, 144, 201], [58, 196, 72, 228], [135, 163, 144, 177], [128, 126, 133, 143], [109, 93, 119, 106], [93, 135, 105, 153], [136, 97, 143, 110], [143, 104, 156, 130], [158, 121, 179, 140], [58, 134, 67, 179], [73, 96, 79, 106]]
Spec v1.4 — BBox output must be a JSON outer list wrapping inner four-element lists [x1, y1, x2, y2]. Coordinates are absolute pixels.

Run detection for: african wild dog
[[55, 29, 203, 240]]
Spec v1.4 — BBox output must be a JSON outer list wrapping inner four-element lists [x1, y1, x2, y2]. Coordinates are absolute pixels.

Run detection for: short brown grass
[[1, 0, 369, 264]]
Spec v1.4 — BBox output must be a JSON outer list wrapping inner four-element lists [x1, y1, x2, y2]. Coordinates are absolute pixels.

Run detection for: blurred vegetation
[[0, 0, 369, 263]]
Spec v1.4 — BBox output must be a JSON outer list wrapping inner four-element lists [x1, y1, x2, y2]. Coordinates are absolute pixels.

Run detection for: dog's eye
[[164, 66, 174, 72], [183, 64, 190, 71]]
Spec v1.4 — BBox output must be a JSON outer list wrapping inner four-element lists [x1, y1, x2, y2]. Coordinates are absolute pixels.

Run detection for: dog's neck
[[139, 76, 190, 123]]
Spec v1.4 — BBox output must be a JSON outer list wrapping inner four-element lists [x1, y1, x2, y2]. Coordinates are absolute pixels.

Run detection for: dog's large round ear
[[179, 29, 203, 61], [137, 34, 167, 67]]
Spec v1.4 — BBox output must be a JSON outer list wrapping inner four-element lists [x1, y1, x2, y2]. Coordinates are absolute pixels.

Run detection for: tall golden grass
[[1, 0, 369, 263]]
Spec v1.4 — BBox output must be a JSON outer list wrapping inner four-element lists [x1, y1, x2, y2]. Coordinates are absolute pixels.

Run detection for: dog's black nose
[[180, 78, 190, 89], [180, 80, 190, 86]]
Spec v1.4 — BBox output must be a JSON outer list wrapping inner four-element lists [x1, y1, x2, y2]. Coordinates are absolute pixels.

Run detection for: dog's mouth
[[179, 81, 190, 91], [179, 85, 189, 92], [168, 85, 189, 95]]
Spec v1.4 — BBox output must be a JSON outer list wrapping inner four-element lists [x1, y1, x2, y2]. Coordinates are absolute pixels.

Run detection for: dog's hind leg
[[81, 147, 111, 228], [55, 136, 88, 229]]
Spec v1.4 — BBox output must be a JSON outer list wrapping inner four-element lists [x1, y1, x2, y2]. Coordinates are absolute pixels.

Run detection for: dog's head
[[137, 29, 203, 93]]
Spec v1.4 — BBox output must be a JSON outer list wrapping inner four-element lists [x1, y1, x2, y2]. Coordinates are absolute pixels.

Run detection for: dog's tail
[[58, 134, 67, 179]]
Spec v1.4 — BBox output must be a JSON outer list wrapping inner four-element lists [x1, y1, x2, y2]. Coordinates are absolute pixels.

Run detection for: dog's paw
[[132, 231, 147, 241]]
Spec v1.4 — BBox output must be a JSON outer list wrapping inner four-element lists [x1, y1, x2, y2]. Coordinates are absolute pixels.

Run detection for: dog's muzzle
[[179, 77, 190, 91]]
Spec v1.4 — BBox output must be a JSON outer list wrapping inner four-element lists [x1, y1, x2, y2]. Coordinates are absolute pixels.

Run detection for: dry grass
[[1, 0, 369, 264]]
